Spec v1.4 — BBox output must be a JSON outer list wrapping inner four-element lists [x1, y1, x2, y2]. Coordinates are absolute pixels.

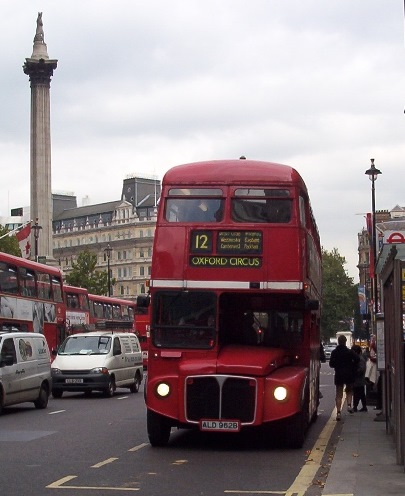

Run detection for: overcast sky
[[1, 1, 405, 280]]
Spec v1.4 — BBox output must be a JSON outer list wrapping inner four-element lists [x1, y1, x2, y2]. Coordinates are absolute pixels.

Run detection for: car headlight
[[274, 386, 288, 401], [156, 382, 171, 397], [51, 368, 61, 375], [90, 367, 109, 374]]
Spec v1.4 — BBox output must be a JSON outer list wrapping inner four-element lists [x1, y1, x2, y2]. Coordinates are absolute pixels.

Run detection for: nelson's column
[[23, 13, 57, 261]]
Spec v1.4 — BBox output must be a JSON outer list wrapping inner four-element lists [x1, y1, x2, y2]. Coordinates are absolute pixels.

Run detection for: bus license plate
[[65, 378, 83, 383], [200, 420, 240, 432]]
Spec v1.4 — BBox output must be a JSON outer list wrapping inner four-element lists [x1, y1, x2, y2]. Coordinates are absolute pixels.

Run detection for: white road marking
[[46, 474, 140, 491], [225, 409, 338, 496], [128, 442, 149, 452], [285, 409, 337, 496], [91, 457, 118, 468]]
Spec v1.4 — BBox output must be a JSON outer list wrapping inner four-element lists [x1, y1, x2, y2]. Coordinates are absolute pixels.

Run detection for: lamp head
[[365, 158, 382, 181]]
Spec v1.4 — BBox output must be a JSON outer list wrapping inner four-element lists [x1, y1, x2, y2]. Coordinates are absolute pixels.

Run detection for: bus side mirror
[[137, 295, 150, 308], [306, 299, 319, 311]]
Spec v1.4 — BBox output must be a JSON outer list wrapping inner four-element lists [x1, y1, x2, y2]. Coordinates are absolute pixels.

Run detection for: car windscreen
[[58, 335, 111, 355]]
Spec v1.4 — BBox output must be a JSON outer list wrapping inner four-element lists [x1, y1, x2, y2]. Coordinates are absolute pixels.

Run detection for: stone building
[[357, 209, 391, 307], [52, 175, 160, 300], [357, 206, 405, 330]]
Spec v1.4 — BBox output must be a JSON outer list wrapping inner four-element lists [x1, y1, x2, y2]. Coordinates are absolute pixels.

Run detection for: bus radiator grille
[[186, 376, 256, 423]]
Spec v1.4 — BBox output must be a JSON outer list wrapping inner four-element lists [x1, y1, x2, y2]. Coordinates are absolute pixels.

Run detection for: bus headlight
[[156, 382, 171, 398], [274, 386, 288, 401]]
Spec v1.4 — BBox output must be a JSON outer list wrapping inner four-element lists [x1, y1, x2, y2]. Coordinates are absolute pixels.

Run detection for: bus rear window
[[231, 198, 292, 223], [165, 198, 224, 222]]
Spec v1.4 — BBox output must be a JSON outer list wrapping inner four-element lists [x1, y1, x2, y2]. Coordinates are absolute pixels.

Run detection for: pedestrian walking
[[351, 344, 367, 412], [329, 334, 360, 421]]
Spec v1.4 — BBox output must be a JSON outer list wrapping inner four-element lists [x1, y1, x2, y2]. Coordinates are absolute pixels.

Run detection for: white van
[[0, 331, 52, 414], [51, 331, 143, 398]]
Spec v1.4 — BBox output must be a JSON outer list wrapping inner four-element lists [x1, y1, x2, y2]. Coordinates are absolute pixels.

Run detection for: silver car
[[323, 344, 335, 360]]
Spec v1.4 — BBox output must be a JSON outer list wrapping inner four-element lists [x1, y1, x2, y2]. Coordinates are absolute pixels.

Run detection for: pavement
[[322, 408, 405, 496]]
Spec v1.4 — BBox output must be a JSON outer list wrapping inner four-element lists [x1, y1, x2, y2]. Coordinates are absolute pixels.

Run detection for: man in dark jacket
[[329, 334, 360, 420]]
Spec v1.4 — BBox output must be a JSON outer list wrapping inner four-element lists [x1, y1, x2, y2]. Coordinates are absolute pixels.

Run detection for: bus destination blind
[[189, 230, 262, 268]]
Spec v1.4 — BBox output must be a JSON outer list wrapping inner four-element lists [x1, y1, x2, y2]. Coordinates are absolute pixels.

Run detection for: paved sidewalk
[[322, 409, 405, 496]]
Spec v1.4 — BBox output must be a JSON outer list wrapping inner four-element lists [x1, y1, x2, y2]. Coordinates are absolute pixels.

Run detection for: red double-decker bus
[[0, 252, 66, 352], [64, 285, 90, 333], [88, 293, 136, 332], [143, 159, 322, 447]]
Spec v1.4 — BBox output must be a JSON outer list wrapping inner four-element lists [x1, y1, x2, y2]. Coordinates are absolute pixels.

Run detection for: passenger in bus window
[[183, 199, 219, 222], [207, 315, 215, 327], [242, 312, 259, 345]]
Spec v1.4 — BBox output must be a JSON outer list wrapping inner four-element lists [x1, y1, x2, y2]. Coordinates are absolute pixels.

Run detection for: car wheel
[[129, 374, 141, 393], [34, 383, 49, 409], [104, 377, 115, 397]]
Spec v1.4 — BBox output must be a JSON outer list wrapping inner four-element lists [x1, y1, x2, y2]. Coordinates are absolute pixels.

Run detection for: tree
[[321, 247, 358, 342], [65, 250, 114, 295], [0, 224, 22, 257]]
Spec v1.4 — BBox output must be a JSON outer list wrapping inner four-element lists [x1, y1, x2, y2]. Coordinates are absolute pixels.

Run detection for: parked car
[[323, 344, 335, 360], [51, 331, 143, 398], [0, 331, 52, 414]]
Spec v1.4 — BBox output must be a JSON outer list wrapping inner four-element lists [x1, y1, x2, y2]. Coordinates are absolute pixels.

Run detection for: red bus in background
[[88, 293, 136, 332], [0, 252, 66, 352], [135, 294, 150, 369], [64, 285, 90, 333], [144, 159, 322, 448]]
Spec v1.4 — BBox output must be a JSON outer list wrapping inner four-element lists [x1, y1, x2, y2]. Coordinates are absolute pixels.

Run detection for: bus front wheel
[[147, 409, 171, 447], [285, 411, 307, 448]]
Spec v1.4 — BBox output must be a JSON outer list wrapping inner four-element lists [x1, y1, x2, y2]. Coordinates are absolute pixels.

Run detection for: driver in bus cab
[[242, 312, 259, 345]]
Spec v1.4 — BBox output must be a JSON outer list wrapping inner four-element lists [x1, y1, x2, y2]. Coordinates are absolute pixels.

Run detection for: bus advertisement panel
[[145, 159, 322, 448], [0, 252, 66, 352]]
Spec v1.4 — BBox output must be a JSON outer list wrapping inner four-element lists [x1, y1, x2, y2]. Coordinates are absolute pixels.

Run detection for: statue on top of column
[[34, 12, 44, 42]]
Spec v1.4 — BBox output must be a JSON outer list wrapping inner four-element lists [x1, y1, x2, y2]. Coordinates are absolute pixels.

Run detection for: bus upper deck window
[[0, 264, 18, 294], [166, 188, 224, 223], [51, 276, 63, 302], [19, 268, 36, 297], [37, 272, 52, 300], [232, 188, 292, 224]]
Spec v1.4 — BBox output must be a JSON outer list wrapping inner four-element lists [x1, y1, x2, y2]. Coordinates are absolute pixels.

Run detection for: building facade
[[52, 176, 160, 300], [357, 209, 391, 319]]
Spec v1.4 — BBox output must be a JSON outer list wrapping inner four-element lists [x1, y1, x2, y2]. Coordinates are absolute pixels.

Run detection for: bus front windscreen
[[152, 291, 216, 349]]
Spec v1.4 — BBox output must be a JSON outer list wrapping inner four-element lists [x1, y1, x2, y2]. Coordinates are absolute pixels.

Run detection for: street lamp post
[[104, 244, 113, 296], [31, 218, 42, 262], [365, 158, 382, 318]]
